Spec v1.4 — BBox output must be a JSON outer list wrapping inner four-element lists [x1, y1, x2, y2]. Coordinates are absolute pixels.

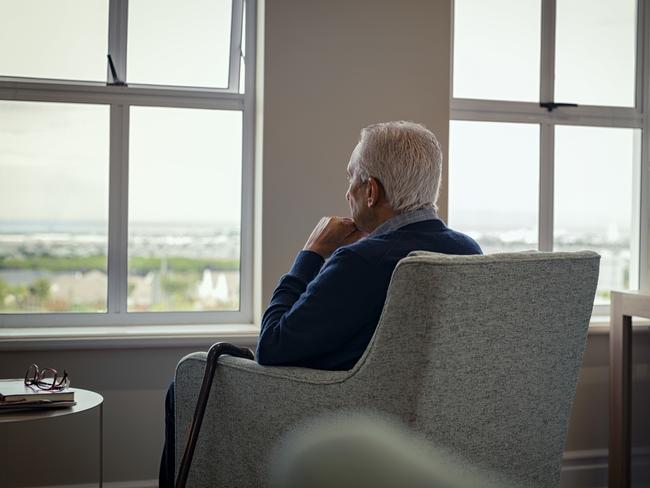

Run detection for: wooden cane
[[175, 342, 255, 488]]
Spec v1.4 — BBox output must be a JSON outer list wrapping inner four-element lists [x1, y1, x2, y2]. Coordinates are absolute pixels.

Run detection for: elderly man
[[256, 120, 481, 370], [159, 121, 481, 486]]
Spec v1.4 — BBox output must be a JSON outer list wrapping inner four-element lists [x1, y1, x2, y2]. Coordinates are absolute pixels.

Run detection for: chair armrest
[[173, 352, 362, 487], [177, 351, 353, 384]]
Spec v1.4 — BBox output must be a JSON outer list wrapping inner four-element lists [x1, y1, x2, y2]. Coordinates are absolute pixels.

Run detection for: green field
[[0, 255, 239, 273]]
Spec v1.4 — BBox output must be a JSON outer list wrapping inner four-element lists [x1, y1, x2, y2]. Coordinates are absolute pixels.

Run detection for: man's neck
[[367, 206, 440, 237], [365, 207, 400, 233]]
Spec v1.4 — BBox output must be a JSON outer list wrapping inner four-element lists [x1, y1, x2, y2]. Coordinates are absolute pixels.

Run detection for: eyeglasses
[[24, 364, 70, 391]]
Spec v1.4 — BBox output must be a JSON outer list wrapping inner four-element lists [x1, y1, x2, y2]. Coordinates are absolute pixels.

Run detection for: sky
[[452, 0, 636, 106], [449, 0, 638, 234], [0, 0, 640, 234], [0, 0, 239, 225]]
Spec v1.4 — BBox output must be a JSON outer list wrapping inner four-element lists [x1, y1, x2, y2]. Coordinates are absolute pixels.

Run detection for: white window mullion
[[238, 0, 257, 321], [108, 0, 129, 84], [631, 130, 643, 290], [627, 0, 646, 292], [540, 0, 556, 106], [106, 0, 130, 315], [634, 0, 645, 112], [539, 123, 554, 252], [451, 98, 642, 127], [0, 77, 246, 109], [107, 104, 130, 315], [228, 0, 244, 93], [538, 0, 556, 253], [640, 0, 650, 291]]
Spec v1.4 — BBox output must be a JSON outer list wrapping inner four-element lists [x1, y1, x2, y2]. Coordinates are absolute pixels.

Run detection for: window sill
[[0, 324, 260, 351], [2, 317, 649, 352]]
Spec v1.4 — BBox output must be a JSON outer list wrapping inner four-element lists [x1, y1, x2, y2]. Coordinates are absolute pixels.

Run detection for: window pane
[[127, 0, 232, 87], [453, 0, 541, 102], [554, 126, 639, 305], [0, 101, 109, 313], [0, 1, 108, 81], [129, 107, 242, 312], [449, 121, 539, 253], [555, 0, 637, 107]]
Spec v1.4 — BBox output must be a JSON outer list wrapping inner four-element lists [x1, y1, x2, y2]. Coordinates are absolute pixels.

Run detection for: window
[[0, 0, 256, 326], [450, 0, 648, 311]]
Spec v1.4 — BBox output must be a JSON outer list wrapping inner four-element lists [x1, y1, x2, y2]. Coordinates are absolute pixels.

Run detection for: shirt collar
[[369, 205, 440, 237]]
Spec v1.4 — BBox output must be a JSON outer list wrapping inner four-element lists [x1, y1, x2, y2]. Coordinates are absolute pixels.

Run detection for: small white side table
[[0, 388, 104, 487]]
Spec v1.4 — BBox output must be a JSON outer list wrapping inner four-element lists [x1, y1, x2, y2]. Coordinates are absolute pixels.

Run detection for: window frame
[[450, 0, 649, 316], [0, 0, 257, 327]]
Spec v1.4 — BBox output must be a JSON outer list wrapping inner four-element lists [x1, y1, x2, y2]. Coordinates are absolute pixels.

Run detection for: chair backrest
[[353, 251, 599, 488]]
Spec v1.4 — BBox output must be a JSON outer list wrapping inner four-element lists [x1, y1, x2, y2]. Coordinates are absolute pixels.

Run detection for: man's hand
[[303, 217, 367, 258]]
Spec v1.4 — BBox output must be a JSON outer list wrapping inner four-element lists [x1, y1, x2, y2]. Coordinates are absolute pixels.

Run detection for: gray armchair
[[175, 251, 600, 488]]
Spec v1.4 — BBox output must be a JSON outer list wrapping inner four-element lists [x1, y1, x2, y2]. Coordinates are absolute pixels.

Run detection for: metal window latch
[[540, 102, 578, 112], [107, 54, 127, 86]]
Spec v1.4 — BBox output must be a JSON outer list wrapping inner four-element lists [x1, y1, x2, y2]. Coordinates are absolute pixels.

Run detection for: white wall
[[261, 0, 452, 304], [1, 1, 649, 487]]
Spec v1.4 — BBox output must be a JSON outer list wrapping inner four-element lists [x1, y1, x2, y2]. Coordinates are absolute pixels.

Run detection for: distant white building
[[128, 272, 156, 310], [197, 270, 229, 303], [51, 270, 107, 305]]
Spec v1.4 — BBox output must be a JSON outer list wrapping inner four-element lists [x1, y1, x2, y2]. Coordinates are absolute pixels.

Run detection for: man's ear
[[366, 177, 382, 207]]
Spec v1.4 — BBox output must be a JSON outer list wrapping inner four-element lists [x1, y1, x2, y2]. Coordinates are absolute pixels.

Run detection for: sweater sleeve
[[256, 247, 376, 366]]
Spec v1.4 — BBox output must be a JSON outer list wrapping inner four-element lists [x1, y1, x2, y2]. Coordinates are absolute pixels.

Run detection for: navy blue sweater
[[256, 219, 482, 370]]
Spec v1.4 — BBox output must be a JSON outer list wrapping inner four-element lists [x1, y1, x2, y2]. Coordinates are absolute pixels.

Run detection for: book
[[0, 379, 75, 407], [0, 401, 77, 413]]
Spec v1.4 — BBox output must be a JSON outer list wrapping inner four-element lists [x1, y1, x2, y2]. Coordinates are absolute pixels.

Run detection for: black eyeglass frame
[[24, 363, 70, 391]]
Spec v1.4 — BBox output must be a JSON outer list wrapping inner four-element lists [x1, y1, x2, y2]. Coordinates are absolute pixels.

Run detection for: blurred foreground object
[[271, 412, 515, 488]]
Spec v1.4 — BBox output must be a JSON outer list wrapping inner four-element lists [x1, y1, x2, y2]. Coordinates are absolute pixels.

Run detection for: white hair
[[356, 121, 442, 212]]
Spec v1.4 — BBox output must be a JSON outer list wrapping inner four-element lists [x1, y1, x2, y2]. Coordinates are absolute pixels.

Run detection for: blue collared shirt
[[370, 205, 440, 237]]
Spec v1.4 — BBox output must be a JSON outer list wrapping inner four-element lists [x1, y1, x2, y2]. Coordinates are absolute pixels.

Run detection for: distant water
[[0, 269, 64, 285]]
